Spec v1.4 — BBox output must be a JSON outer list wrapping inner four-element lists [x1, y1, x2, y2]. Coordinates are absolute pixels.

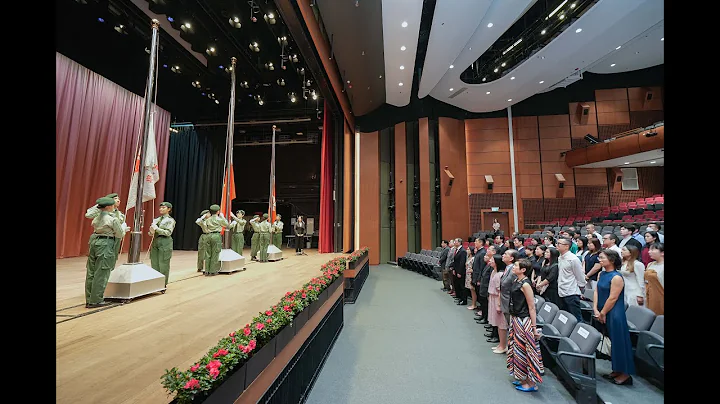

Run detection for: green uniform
[[85, 205, 128, 259], [257, 220, 272, 262], [272, 220, 284, 248], [203, 213, 228, 273], [250, 218, 261, 260], [229, 217, 247, 255], [149, 213, 176, 287], [196, 215, 210, 271], [86, 210, 124, 305]]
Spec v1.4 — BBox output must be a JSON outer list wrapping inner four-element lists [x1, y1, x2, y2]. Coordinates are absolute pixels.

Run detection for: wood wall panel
[[569, 102, 598, 126], [608, 134, 641, 159], [439, 117, 470, 240], [465, 117, 508, 130], [394, 122, 408, 257], [343, 123, 353, 252], [628, 86, 663, 111], [574, 168, 608, 186], [595, 88, 629, 101], [538, 114, 570, 127], [358, 131, 380, 265], [418, 118, 432, 250], [466, 129, 510, 142]]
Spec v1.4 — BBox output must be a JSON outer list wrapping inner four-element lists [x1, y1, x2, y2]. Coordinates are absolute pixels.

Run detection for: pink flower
[[206, 360, 222, 370], [243, 327, 251, 336], [285, 291, 292, 296], [266, 318, 273, 323], [283, 305, 291, 312], [184, 378, 200, 390], [209, 367, 220, 379], [229, 331, 235, 337], [190, 363, 200, 372], [256, 323, 265, 330], [248, 340, 257, 350], [232, 337, 236, 343], [213, 348, 229, 358], [266, 310, 273, 316], [302, 293, 307, 299]]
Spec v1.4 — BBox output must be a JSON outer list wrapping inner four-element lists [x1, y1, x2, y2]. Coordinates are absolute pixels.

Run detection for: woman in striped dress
[[507, 259, 544, 392]]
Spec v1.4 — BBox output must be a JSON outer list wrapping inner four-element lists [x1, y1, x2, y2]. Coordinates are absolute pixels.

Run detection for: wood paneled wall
[[466, 118, 511, 194], [538, 115, 575, 199], [358, 131, 380, 265], [438, 117, 470, 239], [343, 123, 353, 252], [418, 118, 432, 250], [394, 122, 408, 258]]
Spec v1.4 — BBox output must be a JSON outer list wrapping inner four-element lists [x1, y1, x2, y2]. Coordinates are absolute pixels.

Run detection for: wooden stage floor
[[56, 248, 343, 404]]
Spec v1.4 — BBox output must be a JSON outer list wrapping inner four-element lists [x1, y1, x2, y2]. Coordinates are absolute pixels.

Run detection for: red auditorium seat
[[602, 220, 612, 224]]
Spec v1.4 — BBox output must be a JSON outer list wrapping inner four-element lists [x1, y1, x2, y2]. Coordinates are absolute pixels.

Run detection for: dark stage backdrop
[[164, 126, 321, 251]]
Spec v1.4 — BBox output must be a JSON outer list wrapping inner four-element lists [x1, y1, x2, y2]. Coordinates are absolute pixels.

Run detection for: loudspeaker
[[645, 91, 653, 101], [487, 183, 493, 190], [576, 103, 590, 124], [616, 176, 622, 182]]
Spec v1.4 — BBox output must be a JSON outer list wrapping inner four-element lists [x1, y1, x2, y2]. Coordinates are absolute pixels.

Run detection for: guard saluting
[[149, 202, 176, 288], [229, 209, 247, 255], [195, 209, 210, 272], [85, 197, 124, 308], [257, 213, 272, 262]]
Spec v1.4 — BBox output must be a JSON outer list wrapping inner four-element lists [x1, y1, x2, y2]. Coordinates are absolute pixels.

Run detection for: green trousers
[[273, 232, 283, 249], [250, 232, 260, 259], [204, 233, 222, 273], [258, 233, 271, 262], [85, 237, 117, 304], [114, 238, 123, 262], [231, 231, 245, 256], [197, 233, 208, 270], [150, 236, 173, 287]]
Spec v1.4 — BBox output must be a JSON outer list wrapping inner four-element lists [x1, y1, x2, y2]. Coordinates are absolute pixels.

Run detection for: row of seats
[[538, 194, 665, 226], [397, 249, 443, 280]]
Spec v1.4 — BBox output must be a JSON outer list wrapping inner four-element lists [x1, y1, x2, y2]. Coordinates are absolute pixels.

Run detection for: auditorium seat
[[534, 295, 546, 314], [541, 310, 579, 338], [537, 301, 559, 326], [634, 315, 664, 384], [626, 305, 656, 332]]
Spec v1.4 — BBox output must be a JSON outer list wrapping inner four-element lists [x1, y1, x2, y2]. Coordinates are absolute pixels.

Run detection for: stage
[[56, 248, 343, 404]]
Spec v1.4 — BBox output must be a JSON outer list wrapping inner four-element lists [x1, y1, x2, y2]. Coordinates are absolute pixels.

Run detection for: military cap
[[209, 204, 221, 212], [276, 214, 282, 219], [105, 193, 119, 199], [160, 201, 173, 209], [253, 214, 260, 218], [237, 210, 245, 216], [201, 209, 210, 216], [96, 197, 115, 208], [262, 213, 269, 219]]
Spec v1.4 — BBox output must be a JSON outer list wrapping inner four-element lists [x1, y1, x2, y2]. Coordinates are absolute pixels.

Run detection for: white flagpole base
[[267, 244, 283, 261], [219, 249, 246, 273], [104, 262, 166, 302]]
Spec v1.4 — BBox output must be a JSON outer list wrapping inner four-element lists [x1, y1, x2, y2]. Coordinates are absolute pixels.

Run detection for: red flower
[[231, 337, 236, 343], [248, 339, 257, 350], [285, 291, 292, 296], [213, 348, 229, 358], [206, 360, 222, 370], [243, 327, 251, 336], [283, 305, 291, 311], [184, 378, 200, 390], [266, 318, 273, 323], [301, 293, 307, 299], [239, 344, 251, 353], [209, 367, 220, 379], [190, 363, 200, 372], [266, 310, 273, 316], [229, 331, 236, 337], [256, 323, 265, 330]]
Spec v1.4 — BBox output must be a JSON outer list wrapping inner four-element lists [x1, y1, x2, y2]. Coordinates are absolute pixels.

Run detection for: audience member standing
[[535, 247, 561, 307], [476, 245, 496, 324], [618, 225, 642, 250], [644, 243, 664, 315], [452, 238, 468, 305], [438, 240, 451, 291], [497, 249, 520, 354], [487, 254, 506, 347], [445, 240, 458, 297], [646, 223, 664, 242], [620, 245, 646, 307], [465, 247, 477, 310], [556, 237, 586, 322], [583, 238, 603, 289], [603, 233, 622, 254], [640, 231, 659, 266]]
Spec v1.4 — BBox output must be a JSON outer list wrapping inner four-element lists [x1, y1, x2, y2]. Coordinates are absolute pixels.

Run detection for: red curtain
[[318, 101, 334, 253], [56, 52, 171, 258]]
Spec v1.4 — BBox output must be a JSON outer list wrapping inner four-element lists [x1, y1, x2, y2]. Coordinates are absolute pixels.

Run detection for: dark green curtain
[[164, 126, 226, 250]]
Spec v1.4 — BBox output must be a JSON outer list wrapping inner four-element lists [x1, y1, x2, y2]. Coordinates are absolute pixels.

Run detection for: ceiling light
[[163, 64, 168, 68], [258, 100, 264, 105], [215, 99, 220, 104], [268, 13, 274, 19], [192, 80, 201, 88], [494, 68, 499, 73], [400, 65, 405, 70], [486, 91, 490, 95], [575, 28, 582, 33], [398, 82, 403, 86], [379, 75, 382, 79], [206, 46, 217, 56], [449, 88, 454, 91], [311, 90, 318, 100], [559, 14, 565, 19], [289, 92, 297, 103], [661, 37, 664, 41], [249, 42, 260, 52], [218, 65, 224, 69], [624, 162, 630, 165], [167, 16, 174, 22], [264, 13, 277, 24], [510, 76, 515, 80], [401, 21, 408, 28], [98, 17, 104, 23], [184, 23, 191, 29], [171, 65, 181, 73], [487, 23, 493, 28], [482, 77, 486, 82], [449, 64, 454, 69], [114, 24, 128, 35], [503, 38, 522, 55], [616, 45, 621, 50], [241, 81, 250, 88], [508, 99, 512, 102], [276, 78, 285, 86], [570, 3, 576, 8], [541, 29, 546, 35], [229, 16, 241, 28], [501, 62, 506, 67], [650, 161, 656, 164], [548, 0, 567, 19], [539, 81, 544, 84], [400, 46, 406, 51], [610, 63, 616, 67]]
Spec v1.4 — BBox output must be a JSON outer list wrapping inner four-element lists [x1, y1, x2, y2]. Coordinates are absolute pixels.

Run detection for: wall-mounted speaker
[[576, 103, 590, 124]]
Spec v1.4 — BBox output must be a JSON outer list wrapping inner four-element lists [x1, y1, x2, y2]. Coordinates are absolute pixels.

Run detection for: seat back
[[649, 315, 664, 337], [626, 305, 656, 331], [538, 301, 559, 323], [550, 310, 579, 337], [557, 323, 602, 373], [534, 295, 546, 310], [583, 287, 594, 301]]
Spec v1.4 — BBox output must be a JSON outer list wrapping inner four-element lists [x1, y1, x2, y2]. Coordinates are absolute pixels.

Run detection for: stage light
[[181, 22, 192, 33], [559, 14, 565, 19], [98, 17, 105, 23], [249, 42, 260, 52], [289, 92, 297, 103], [215, 99, 220, 104], [225, 66, 234, 74], [571, 3, 576, 8], [276, 78, 285, 86], [241, 81, 250, 88], [171, 65, 181, 73], [501, 62, 506, 67], [541, 29, 546, 35], [264, 62, 274, 71], [482, 77, 486, 82], [229, 16, 241, 28], [264, 12, 276, 24], [114, 24, 128, 35], [167, 16, 174, 22], [494, 68, 499, 72], [278, 36, 288, 46], [259, 100, 264, 105], [192, 80, 201, 88], [291, 54, 299, 63], [206, 46, 217, 56], [163, 64, 168, 68], [311, 90, 318, 100]]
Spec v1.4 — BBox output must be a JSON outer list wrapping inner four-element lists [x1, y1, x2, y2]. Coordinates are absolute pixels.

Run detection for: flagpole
[[223, 57, 238, 250], [127, 19, 160, 264], [269, 125, 276, 220]]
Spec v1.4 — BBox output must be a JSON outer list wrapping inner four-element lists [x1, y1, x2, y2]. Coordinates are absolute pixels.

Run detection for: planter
[[348, 251, 368, 270], [294, 307, 309, 332], [308, 297, 322, 318], [275, 321, 295, 356], [245, 337, 277, 389], [201, 363, 247, 404]]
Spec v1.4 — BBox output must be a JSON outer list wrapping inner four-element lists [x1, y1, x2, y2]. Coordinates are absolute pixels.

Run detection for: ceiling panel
[[382, 0, 424, 107]]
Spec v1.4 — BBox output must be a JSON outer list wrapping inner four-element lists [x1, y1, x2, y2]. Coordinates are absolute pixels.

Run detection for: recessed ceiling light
[[510, 76, 515, 80], [379, 75, 382, 79], [661, 37, 664, 41], [494, 68, 499, 73], [571, 3, 576, 8], [507, 99, 512, 102], [449, 64, 454, 69], [650, 161, 656, 164], [624, 162, 630, 165], [399, 82, 403, 86], [610, 63, 616, 67], [575, 28, 582, 33], [449, 88, 454, 91], [539, 80, 544, 84], [541, 29, 546, 35], [501, 62, 506, 67], [616, 46, 622, 50], [482, 77, 486, 82], [400, 45, 406, 51], [400, 65, 405, 70], [401, 21, 408, 28], [487, 23, 493, 28], [559, 14, 565, 19], [486, 91, 490, 95]]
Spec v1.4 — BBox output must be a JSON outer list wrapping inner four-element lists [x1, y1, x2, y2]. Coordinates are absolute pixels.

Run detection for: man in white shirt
[[556, 237, 587, 322], [603, 233, 622, 254], [585, 224, 602, 240]]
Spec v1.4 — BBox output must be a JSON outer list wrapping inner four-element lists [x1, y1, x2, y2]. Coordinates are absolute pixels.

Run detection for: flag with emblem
[[126, 110, 160, 211]]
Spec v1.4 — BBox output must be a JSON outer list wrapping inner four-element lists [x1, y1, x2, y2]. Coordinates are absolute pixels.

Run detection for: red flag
[[268, 128, 277, 223], [220, 166, 236, 235]]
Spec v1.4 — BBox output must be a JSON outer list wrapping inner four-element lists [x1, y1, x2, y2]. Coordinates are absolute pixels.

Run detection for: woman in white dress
[[619, 245, 646, 307]]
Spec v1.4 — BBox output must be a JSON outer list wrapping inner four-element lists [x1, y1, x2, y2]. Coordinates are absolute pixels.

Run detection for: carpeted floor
[[306, 264, 577, 404]]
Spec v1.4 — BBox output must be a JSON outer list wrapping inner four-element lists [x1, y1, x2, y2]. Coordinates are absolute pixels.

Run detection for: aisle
[[306, 264, 575, 404]]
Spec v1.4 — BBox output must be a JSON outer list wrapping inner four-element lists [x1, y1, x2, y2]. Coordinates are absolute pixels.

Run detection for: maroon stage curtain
[[318, 101, 334, 253], [56, 52, 171, 258]]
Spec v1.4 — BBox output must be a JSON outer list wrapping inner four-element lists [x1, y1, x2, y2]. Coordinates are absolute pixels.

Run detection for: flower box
[[245, 337, 277, 389], [199, 363, 247, 404], [294, 307, 309, 332], [308, 296, 322, 318], [275, 321, 295, 356], [348, 250, 368, 270]]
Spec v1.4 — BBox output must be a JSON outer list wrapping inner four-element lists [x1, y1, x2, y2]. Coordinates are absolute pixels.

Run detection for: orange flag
[[220, 166, 236, 234]]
